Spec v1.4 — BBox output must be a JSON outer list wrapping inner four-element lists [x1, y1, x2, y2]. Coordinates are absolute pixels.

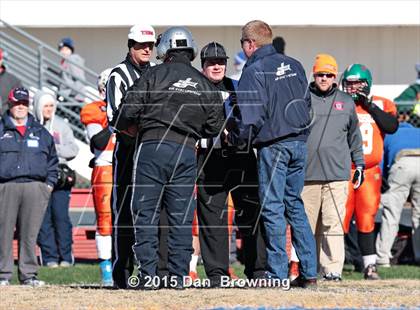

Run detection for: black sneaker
[[323, 272, 342, 281], [290, 275, 317, 289], [364, 264, 380, 280], [208, 277, 223, 288]]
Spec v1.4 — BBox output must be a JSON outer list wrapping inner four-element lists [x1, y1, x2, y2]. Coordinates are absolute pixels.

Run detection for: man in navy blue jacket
[[229, 20, 317, 287], [0, 87, 58, 287]]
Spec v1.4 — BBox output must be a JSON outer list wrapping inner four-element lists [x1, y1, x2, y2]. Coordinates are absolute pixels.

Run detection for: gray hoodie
[[305, 83, 365, 181], [59, 53, 86, 102], [32, 91, 79, 163]]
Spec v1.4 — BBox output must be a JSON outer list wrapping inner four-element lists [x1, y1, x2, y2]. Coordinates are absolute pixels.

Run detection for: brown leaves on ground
[[2, 280, 420, 310]]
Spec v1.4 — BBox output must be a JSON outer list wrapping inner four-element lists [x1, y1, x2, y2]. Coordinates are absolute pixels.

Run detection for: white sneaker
[[0, 279, 10, 286], [21, 277, 45, 287], [377, 262, 391, 268], [59, 261, 72, 267], [46, 262, 59, 268]]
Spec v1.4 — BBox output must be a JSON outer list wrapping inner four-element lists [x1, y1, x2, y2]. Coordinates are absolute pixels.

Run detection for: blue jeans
[[257, 140, 316, 280], [37, 189, 73, 264]]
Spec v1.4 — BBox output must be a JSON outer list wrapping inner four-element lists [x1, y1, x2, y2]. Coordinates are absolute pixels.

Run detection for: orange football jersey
[[80, 100, 109, 128], [355, 95, 397, 169], [80, 100, 116, 165]]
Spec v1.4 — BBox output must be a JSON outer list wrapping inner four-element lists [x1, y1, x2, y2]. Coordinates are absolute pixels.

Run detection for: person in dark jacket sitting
[[0, 87, 58, 287]]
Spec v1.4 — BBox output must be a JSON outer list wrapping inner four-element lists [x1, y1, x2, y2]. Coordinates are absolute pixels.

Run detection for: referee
[[106, 24, 156, 289]]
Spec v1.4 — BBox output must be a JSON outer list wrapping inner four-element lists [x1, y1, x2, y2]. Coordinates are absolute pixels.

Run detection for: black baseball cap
[[200, 42, 229, 67]]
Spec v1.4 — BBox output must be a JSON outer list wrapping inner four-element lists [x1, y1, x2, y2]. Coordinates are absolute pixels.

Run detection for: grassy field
[[7, 262, 420, 285]]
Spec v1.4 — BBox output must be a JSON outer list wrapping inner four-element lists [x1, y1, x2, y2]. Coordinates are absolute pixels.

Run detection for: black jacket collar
[[166, 53, 192, 65], [309, 82, 338, 98]]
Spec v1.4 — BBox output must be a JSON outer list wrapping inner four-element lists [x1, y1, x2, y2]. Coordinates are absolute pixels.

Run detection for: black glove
[[381, 176, 391, 193], [225, 117, 238, 132], [352, 166, 365, 189], [90, 126, 112, 151], [357, 92, 373, 111]]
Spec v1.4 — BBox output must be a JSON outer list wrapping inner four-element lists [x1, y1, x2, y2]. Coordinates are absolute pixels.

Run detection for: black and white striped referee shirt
[[106, 53, 154, 123]]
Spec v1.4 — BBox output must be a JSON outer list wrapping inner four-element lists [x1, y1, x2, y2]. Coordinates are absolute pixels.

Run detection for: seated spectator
[[376, 110, 420, 266], [0, 87, 58, 286], [0, 48, 22, 114], [34, 91, 79, 268], [57, 37, 86, 102]]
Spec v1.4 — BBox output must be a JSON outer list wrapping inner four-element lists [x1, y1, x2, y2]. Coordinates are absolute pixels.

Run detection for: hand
[[119, 125, 138, 146], [121, 125, 138, 138], [225, 117, 237, 132], [352, 166, 365, 189], [357, 92, 373, 110], [220, 129, 229, 144], [47, 184, 54, 192]]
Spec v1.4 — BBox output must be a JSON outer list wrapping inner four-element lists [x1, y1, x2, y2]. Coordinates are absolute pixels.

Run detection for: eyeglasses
[[133, 42, 155, 50], [240, 38, 252, 46], [315, 73, 335, 78]]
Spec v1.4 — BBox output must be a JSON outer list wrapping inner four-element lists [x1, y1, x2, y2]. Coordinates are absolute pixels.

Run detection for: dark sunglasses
[[133, 42, 154, 50], [315, 73, 335, 78], [10, 101, 29, 107], [205, 58, 227, 66]]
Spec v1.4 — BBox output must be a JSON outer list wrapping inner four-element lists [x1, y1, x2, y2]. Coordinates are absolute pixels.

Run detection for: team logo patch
[[169, 78, 201, 96], [276, 62, 291, 77], [29, 133, 40, 140], [173, 78, 198, 89], [1, 132, 13, 139], [333, 101, 344, 111], [275, 62, 297, 81]]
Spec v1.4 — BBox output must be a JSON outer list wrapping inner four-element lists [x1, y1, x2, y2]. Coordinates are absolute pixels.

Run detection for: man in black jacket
[[115, 27, 224, 289], [196, 42, 266, 286]]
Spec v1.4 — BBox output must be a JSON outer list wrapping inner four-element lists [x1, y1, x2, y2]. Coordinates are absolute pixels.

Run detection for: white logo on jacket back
[[173, 78, 198, 89], [275, 62, 297, 81], [276, 62, 291, 77], [169, 78, 201, 96]]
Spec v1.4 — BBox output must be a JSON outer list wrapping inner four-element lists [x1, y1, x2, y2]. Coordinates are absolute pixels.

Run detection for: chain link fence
[[396, 102, 420, 127]]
